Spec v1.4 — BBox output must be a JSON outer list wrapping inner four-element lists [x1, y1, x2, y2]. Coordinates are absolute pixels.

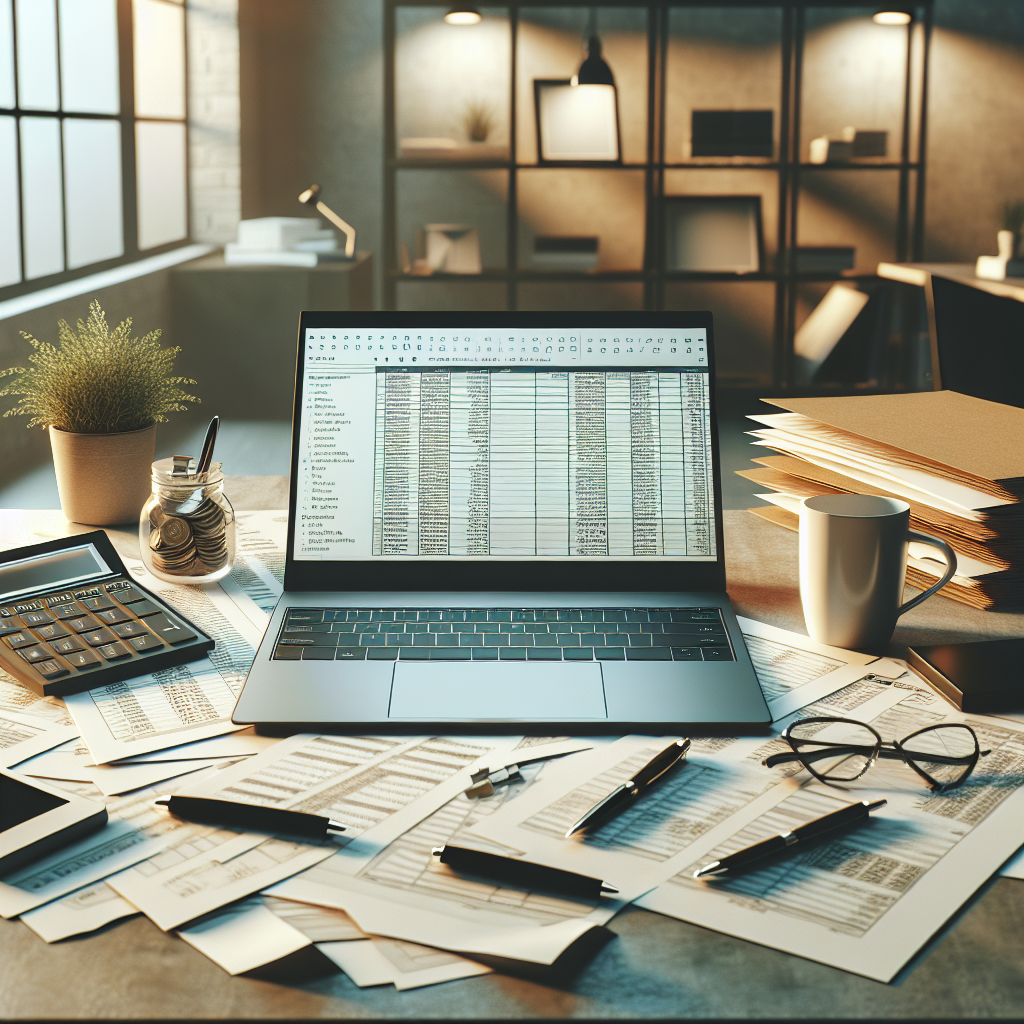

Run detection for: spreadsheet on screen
[[294, 328, 716, 562]]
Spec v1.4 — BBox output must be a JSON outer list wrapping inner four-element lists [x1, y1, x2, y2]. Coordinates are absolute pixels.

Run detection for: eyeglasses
[[762, 717, 991, 792]]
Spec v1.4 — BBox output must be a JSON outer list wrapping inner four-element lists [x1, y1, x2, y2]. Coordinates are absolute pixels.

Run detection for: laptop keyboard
[[272, 607, 734, 663]]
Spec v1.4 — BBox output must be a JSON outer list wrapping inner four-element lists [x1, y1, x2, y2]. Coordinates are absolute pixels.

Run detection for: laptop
[[232, 311, 770, 733]]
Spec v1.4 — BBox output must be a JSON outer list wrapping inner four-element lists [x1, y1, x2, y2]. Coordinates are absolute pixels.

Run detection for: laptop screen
[[292, 324, 716, 564]]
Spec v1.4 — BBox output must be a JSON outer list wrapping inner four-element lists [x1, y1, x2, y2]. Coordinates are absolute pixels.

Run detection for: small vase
[[49, 423, 157, 525]]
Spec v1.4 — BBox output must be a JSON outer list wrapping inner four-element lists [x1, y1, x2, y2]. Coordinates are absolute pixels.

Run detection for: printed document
[[15, 736, 224, 795], [318, 936, 492, 990], [737, 616, 878, 720], [63, 658, 249, 765], [0, 674, 74, 725], [0, 708, 77, 768], [0, 768, 229, 918], [465, 665, 924, 906], [634, 680, 1024, 981], [178, 897, 312, 975], [107, 833, 337, 931], [20, 881, 137, 943], [217, 510, 287, 624], [179, 733, 513, 853], [105, 734, 507, 930], [175, 894, 365, 975], [62, 551, 266, 765], [271, 740, 622, 964]]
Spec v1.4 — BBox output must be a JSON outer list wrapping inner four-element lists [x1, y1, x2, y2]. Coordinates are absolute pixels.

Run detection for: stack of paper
[[224, 217, 344, 267], [3, 508, 1022, 991], [738, 391, 1024, 609]]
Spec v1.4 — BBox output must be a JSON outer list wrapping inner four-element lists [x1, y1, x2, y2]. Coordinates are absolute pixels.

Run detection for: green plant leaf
[[0, 299, 199, 433]]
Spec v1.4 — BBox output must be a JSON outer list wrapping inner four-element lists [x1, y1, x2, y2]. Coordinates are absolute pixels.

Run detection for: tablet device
[[0, 769, 108, 876]]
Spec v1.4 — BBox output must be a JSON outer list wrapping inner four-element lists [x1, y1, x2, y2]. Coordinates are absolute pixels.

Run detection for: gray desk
[[2, 490, 1022, 1019]]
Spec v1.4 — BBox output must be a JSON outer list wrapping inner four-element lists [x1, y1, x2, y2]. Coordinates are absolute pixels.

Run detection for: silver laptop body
[[233, 311, 770, 733]]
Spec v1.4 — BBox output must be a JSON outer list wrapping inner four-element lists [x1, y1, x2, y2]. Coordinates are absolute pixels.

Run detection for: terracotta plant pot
[[49, 423, 157, 525]]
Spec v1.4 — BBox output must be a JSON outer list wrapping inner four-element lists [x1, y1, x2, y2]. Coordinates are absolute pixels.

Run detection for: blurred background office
[[1, 0, 1021, 509]]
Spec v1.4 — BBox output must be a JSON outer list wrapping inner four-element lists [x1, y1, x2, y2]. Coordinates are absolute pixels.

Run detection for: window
[[0, 0, 188, 294]]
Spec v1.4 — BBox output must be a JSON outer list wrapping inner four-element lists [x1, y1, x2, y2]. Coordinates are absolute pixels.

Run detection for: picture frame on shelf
[[533, 80, 621, 164], [664, 196, 765, 274], [690, 111, 774, 158]]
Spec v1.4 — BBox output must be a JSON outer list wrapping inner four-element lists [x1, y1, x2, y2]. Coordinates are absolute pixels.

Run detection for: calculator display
[[0, 545, 111, 602]]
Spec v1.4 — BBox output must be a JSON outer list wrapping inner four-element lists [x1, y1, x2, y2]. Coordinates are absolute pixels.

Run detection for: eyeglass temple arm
[[763, 745, 874, 768], [763, 745, 990, 769]]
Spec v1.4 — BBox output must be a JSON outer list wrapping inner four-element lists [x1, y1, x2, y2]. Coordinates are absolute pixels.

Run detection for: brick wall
[[188, 0, 241, 245]]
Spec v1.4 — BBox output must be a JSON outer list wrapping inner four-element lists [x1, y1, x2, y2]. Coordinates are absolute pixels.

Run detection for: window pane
[[136, 119, 185, 248], [59, 0, 119, 114], [15, 0, 59, 110], [0, 115, 21, 284], [64, 117, 122, 267], [0, 0, 15, 109], [133, 0, 184, 119], [20, 115, 64, 277]]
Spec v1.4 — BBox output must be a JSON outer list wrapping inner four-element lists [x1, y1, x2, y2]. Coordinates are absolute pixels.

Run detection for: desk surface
[[2, 488, 1022, 1020]]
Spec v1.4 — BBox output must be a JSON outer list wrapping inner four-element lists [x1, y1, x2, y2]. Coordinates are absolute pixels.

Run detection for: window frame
[[0, 0, 190, 302]]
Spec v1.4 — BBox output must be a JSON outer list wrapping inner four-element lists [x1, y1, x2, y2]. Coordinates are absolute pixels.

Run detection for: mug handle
[[898, 530, 958, 617]]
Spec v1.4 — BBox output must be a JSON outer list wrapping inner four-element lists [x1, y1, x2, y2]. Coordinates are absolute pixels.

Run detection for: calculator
[[0, 531, 214, 698]]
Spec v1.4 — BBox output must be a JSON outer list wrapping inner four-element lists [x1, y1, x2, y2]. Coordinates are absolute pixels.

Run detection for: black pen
[[693, 798, 888, 878], [433, 844, 618, 899], [565, 738, 691, 838], [155, 795, 346, 840]]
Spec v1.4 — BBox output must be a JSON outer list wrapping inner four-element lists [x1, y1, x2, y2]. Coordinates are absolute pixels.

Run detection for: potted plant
[[0, 299, 198, 525]]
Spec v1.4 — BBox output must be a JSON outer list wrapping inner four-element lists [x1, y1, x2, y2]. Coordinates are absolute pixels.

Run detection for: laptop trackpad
[[388, 663, 607, 721]]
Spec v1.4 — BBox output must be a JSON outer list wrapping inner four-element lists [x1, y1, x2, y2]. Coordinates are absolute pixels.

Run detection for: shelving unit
[[382, 1, 934, 388]]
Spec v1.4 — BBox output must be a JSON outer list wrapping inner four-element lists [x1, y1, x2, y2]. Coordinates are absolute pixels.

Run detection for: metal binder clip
[[466, 763, 525, 799]]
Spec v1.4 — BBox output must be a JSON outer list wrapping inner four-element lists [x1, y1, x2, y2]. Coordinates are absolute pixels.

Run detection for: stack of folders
[[737, 391, 1024, 610]]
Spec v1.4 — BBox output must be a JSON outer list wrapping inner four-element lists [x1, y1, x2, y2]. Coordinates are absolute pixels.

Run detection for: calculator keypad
[[65, 649, 100, 668], [81, 627, 118, 647], [34, 622, 71, 641], [97, 642, 131, 661], [3, 631, 38, 649], [0, 576, 207, 693], [49, 637, 85, 655], [95, 607, 131, 626], [65, 614, 100, 632]]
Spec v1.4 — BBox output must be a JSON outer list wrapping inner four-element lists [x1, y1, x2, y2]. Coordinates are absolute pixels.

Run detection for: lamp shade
[[575, 35, 615, 86], [445, 6, 481, 25], [873, 10, 912, 25]]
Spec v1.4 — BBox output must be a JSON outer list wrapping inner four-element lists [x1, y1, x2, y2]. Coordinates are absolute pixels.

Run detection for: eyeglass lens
[[899, 724, 979, 789], [787, 719, 879, 782]]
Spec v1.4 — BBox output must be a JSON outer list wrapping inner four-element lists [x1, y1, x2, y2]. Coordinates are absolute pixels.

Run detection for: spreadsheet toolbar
[[303, 328, 708, 368]]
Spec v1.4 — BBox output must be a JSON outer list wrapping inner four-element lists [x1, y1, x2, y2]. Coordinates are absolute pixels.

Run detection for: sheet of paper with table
[[634, 680, 1024, 981], [269, 737, 617, 964], [466, 669, 1024, 980], [0, 767, 233, 919], [105, 733, 517, 930]]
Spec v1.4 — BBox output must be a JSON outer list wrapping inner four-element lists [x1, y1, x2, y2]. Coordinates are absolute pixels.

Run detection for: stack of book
[[737, 391, 1024, 610]]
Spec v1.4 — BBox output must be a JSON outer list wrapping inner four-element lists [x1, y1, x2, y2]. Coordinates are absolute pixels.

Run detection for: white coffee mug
[[799, 494, 957, 649]]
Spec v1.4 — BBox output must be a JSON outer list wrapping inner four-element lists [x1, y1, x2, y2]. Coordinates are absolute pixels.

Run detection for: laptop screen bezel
[[284, 311, 726, 593]]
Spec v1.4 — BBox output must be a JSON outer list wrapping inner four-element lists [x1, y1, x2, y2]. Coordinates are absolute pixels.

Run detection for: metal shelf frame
[[382, 0, 934, 388]]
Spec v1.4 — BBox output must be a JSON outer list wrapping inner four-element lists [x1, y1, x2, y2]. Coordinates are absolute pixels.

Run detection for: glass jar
[[139, 458, 235, 584]]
